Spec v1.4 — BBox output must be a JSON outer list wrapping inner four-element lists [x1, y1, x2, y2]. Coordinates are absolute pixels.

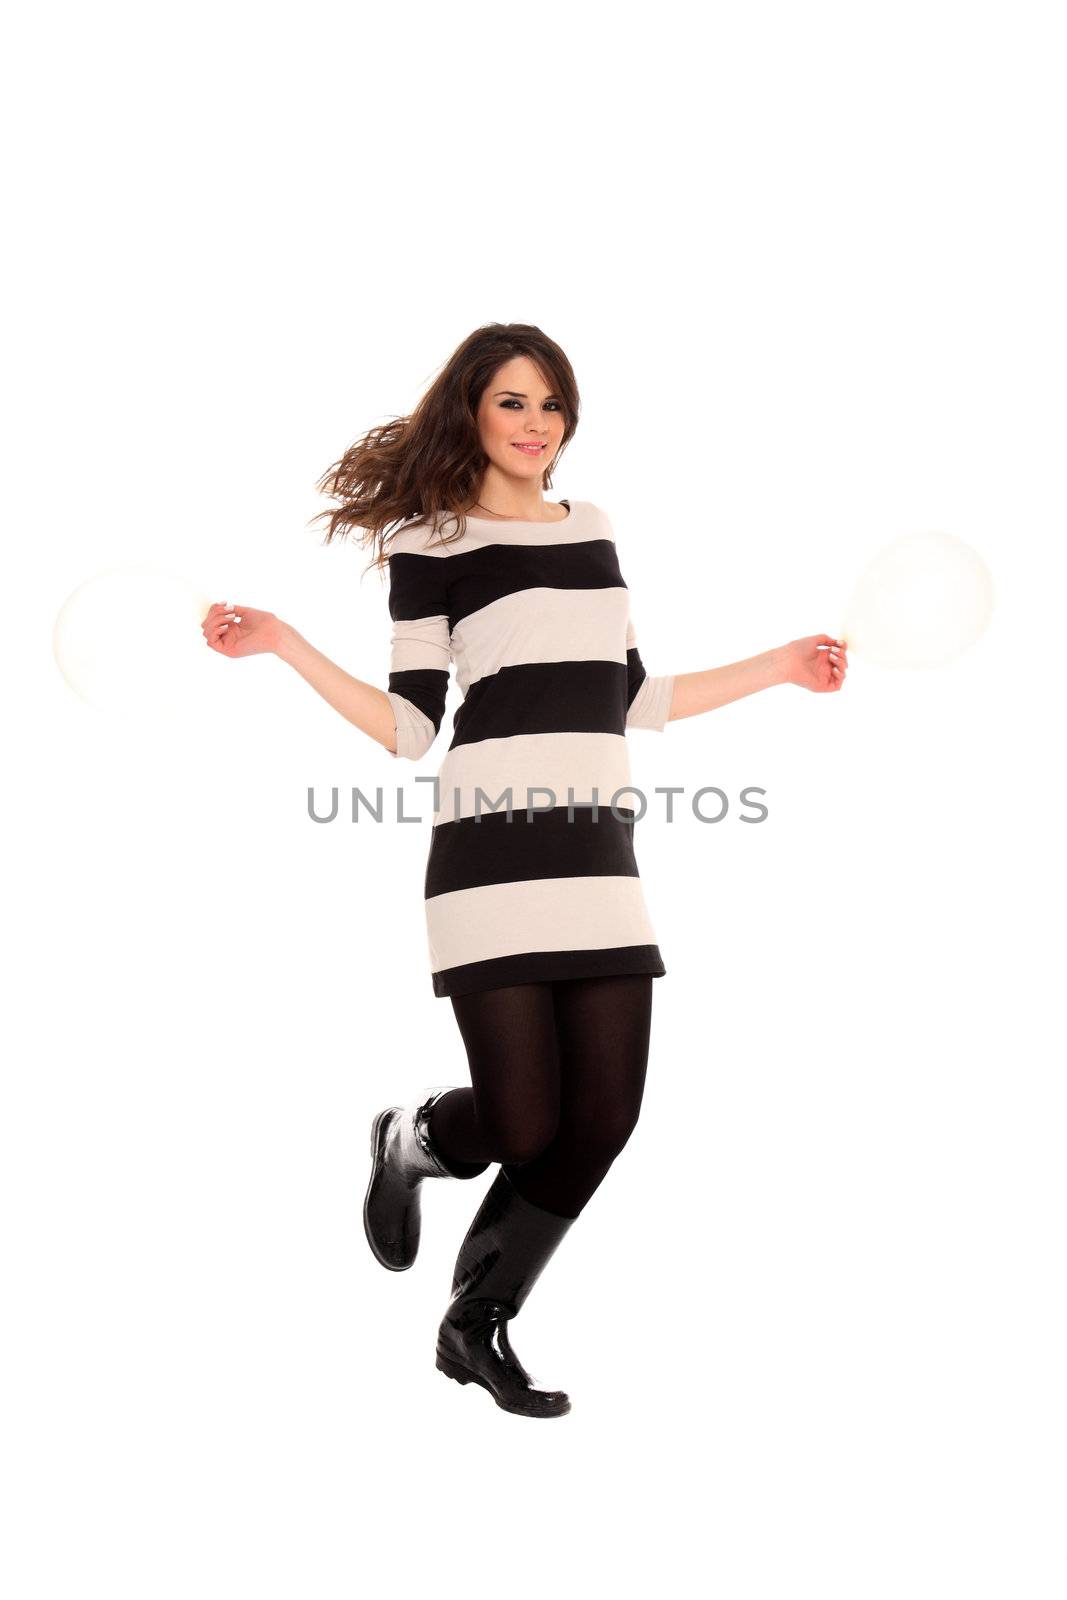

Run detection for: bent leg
[[428, 982, 561, 1168], [505, 973, 654, 1218]]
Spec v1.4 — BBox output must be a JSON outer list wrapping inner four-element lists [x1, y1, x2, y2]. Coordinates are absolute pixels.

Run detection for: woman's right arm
[[202, 602, 400, 754], [276, 621, 400, 751]]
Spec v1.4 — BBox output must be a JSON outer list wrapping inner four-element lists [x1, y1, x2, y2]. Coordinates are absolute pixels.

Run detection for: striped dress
[[384, 498, 675, 998]]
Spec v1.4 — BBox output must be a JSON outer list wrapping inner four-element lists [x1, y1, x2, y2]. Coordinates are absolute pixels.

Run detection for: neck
[[470, 468, 551, 521]]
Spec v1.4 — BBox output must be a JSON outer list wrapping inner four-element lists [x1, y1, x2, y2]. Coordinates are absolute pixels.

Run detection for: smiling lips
[[512, 443, 545, 454]]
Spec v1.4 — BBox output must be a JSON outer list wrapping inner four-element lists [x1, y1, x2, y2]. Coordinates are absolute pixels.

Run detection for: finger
[[202, 607, 235, 631]]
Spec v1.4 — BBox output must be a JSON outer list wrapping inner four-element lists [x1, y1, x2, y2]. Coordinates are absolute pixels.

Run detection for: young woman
[[202, 322, 848, 1419]]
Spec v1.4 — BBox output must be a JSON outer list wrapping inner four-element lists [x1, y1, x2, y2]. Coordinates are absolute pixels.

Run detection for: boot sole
[[435, 1349, 571, 1416], [363, 1107, 411, 1272]]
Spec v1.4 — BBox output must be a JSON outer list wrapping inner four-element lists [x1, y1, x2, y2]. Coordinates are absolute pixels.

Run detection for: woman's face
[[474, 355, 567, 483]]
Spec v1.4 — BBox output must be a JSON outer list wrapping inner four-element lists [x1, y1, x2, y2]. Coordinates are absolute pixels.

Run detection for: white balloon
[[842, 531, 994, 668], [53, 567, 215, 713]]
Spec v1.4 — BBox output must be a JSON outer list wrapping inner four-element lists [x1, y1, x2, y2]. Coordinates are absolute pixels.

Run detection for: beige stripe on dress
[[431, 730, 636, 825], [425, 874, 659, 972], [451, 586, 629, 694]]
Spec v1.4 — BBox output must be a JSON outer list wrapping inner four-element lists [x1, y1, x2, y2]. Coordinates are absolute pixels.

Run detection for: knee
[[578, 1103, 643, 1164], [489, 1112, 559, 1166]]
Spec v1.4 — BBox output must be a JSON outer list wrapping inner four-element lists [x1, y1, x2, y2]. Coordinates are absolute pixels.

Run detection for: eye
[[499, 399, 563, 412]]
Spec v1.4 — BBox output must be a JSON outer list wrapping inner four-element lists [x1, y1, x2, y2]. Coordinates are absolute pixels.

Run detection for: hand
[[778, 634, 849, 693], [201, 602, 283, 658]]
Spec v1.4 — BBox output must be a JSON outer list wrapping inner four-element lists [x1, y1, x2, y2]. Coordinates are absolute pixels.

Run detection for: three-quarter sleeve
[[625, 612, 675, 732], [384, 549, 452, 760]]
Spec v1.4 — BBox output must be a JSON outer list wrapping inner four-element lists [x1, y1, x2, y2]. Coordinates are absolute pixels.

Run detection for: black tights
[[426, 973, 654, 1220]]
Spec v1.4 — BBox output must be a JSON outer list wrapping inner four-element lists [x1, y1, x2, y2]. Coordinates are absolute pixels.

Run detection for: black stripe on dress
[[431, 944, 666, 998], [626, 646, 647, 709], [389, 667, 449, 733], [387, 552, 450, 622], [425, 804, 641, 899], [450, 660, 629, 746], [445, 539, 626, 626]]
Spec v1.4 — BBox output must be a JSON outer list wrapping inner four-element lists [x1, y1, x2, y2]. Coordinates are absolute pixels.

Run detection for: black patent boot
[[363, 1087, 488, 1272], [435, 1168, 576, 1417]]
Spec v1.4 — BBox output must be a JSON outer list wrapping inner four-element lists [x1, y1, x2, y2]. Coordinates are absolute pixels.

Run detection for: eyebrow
[[492, 389, 562, 400]]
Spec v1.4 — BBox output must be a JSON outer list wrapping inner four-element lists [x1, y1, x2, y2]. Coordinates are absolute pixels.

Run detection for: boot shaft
[[448, 1168, 576, 1317]]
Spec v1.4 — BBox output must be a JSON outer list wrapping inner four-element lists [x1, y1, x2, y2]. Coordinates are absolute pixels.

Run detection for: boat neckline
[[458, 498, 573, 527]]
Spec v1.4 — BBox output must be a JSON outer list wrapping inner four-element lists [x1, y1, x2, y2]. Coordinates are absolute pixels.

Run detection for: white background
[[4, 2, 1065, 1595]]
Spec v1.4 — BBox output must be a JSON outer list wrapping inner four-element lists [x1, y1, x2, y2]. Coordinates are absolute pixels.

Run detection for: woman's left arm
[[667, 635, 848, 720]]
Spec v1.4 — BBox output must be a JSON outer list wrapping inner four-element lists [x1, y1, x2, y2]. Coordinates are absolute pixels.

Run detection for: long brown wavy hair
[[309, 322, 581, 578]]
